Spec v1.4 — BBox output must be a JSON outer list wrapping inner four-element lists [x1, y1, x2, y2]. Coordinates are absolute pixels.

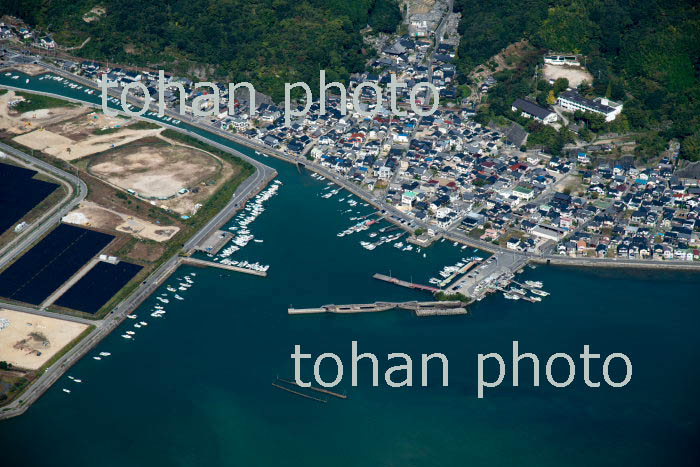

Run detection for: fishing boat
[[531, 289, 549, 297], [524, 280, 543, 288]]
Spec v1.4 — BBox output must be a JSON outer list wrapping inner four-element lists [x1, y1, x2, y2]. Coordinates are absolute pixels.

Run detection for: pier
[[181, 257, 267, 277], [288, 300, 468, 317], [437, 258, 481, 288], [445, 252, 530, 301], [372, 273, 442, 293]]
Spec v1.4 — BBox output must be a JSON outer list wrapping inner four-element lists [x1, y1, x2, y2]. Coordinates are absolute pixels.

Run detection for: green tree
[[553, 78, 569, 96], [681, 131, 700, 162]]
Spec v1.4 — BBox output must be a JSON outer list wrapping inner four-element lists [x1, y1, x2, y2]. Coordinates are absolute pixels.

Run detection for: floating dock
[[437, 259, 481, 288], [181, 257, 267, 277]]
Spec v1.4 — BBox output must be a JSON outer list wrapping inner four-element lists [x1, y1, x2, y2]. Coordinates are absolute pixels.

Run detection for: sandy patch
[[1, 64, 47, 76], [89, 143, 221, 211], [47, 111, 129, 140], [0, 90, 87, 135], [13, 128, 74, 150], [13, 126, 163, 161], [62, 201, 179, 242], [0, 309, 88, 371], [543, 64, 594, 87]]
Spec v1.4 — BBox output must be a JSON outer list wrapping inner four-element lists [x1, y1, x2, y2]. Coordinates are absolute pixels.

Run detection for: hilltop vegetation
[[3, 0, 402, 100], [454, 0, 700, 161]]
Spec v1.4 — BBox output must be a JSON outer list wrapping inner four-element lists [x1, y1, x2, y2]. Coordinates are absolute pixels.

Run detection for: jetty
[[277, 378, 348, 399], [271, 382, 326, 403], [372, 273, 441, 293], [181, 257, 267, 277], [288, 300, 468, 317], [445, 252, 529, 300]]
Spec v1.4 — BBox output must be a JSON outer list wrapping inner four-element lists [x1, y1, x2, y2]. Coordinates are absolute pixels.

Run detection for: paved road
[[0, 78, 276, 420]]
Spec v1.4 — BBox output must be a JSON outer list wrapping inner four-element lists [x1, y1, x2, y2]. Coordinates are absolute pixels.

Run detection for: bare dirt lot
[[3, 64, 48, 76], [62, 200, 179, 242], [0, 90, 86, 135], [0, 309, 88, 371], [13, 111, 163, 161], [543, 64, 594, 87], [88, 139, 232, 215]]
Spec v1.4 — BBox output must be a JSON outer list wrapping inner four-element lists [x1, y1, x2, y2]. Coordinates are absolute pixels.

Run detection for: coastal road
[[5, 54, 700, 273], [0, 75, 277, 420]]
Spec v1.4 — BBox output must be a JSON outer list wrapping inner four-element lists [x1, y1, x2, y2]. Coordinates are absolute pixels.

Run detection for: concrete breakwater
[[288, 301, 468, 317]]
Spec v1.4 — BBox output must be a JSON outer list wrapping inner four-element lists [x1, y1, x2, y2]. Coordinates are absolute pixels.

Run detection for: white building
[[557, 90, 623, 122], [511, 99, 558, 124]]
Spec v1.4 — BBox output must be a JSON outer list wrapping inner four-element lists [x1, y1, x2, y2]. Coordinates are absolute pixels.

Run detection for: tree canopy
[[454, 0, 700, 160], [4, 0, 402, 100]]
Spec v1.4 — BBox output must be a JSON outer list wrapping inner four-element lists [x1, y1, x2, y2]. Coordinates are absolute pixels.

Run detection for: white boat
[[174, 294, 184, 301], [126, 331, 135, 335], [121, 334, 132, 339], [127, 314, 137, 319], [99, 352, 111, 357], [62, 389, 71, 394], [139, 322, 148, 326], [525, 280, 543, 288], [93, 356, 102, 361], [531, 289, 549, 297], [504, 293, 521, 300]]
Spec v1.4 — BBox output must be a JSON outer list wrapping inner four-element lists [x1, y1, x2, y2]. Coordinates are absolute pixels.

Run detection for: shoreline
[[0, 86, 277, 419], [1, 59, 699, 417]]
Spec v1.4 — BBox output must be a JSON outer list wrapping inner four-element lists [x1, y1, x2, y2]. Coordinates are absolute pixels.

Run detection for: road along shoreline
[[0, 90, 277, 420]]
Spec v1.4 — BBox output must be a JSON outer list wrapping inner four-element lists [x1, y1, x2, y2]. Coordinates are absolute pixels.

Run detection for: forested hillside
[[1, 0, 402, 100], [454, 0, 700, 161]]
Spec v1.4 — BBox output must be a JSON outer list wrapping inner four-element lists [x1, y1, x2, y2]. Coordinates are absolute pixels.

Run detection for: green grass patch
[[128, 120, 161, 130], [13, 92, 78, 113], [92, 126, 122, 135], [435, 292, 470, 302]]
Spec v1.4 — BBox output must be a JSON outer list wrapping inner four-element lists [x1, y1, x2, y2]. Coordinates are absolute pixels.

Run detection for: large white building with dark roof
[[557, 90, 623, 122]]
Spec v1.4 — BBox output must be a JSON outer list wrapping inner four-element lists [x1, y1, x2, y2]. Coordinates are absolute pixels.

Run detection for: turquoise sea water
[[0, 72, 699, 466]]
